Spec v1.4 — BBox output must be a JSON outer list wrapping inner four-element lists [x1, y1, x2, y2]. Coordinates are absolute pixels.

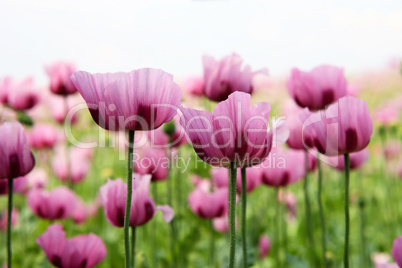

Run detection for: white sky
[[1, 0, 402, 84]]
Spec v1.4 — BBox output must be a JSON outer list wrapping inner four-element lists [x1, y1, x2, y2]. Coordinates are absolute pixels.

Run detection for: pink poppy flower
[[48, 95, 79, 124], [133, 145, 168, 182], [188, 177, 228, 219], [326, 148, 369, 170], [180, 75, 204, 96], [45, 61, 77, 95], [26, 168, 48, 189], [212, 166, 262, 193], [27, 186, 77, 220], [0, 122, 35, 179], [286, 108, 315, 150], [180, 91, 273, 168], [213, 215, 238, 233], [27, 124, 58, 149], [51, 146, 91, 184], [0, 208, 18, 231], [258, 235, 271, 258], [99, 174, 174, 227], [37, 224, 106, 268], [0, 176, 28, 195], [303, 96, 372, 156], [391, 236, 402, 267], [1, 77, 40, 110], [260, 148, 305, 187], [374, 106, 399, 126], [203, 53, 266, 102], [70, 68, 183, 131], [288, 65, 347, 110]]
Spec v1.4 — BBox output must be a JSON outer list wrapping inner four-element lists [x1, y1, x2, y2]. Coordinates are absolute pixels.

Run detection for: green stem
[[275, 188, 280, 268], [241, 167, 247, 268], [167, 138, 177, 267], [131, 226, 136, 268], [124, 130, 135, 268], [303, 150, 317, 266], [63, 96, 73, 189], [176, 148, 183, 267], [317, 154, 327, 267], [344, 154, 350, 268], [228, 162, 237, 268], [281, 189, 287, 255], [152, 183, 158, 267], [209, 220, 215, 267], [7, 178, 14, 268], [358, 191, 366, 268]]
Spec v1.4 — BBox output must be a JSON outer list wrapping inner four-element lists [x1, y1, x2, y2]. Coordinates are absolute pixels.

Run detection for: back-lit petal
[[0, 122, 35, 179], [155, 205, 175, 223], [391, 236, 402, 267], [70, 68, 182, 131]]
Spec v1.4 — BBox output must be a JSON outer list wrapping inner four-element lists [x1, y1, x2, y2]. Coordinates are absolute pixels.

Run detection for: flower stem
[[357, 170, 366, 267], [124, 130, 135, 268], [152, 183, 158, 266], [240, 167, 247, 268], [344, 153, 350, 268], [228, 162, 237, 268], [359, 197, 366, 267], [209, 220, 215, 267], [317, 154, 327, 267], [275, 188, 280, 268], [63, 96, 72, 189], [7, 178, 13, 268], [303, 150, 317, 266], [281, 190, 287, 255], [167, 137, 177, 267], [131, 226, 136, 268]]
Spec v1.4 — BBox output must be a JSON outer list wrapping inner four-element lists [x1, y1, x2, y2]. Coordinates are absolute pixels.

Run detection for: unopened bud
[[163, 121, 176, 136]]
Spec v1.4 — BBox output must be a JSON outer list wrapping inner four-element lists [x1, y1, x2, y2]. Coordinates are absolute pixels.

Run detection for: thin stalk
[[281, 190, 287, 255], [63, 96, 72, 189], [358, 170, 366, 267], [124, 130, 135, 268], [359, 195, 366, 267], [167, 139, 177, 267], [228, 162, 237, 268], [152, 183, 158, 267], [241, 167, 247, 268], [344, 154, 350, 268], [7, 179, 14, 268], [176, 148, 183, 267], [209, 220, 215, 267], [303, 150, 317, 266], [131, 226, 136, 268], [317, 154, 327, 267], [275, 188, 280, 267]]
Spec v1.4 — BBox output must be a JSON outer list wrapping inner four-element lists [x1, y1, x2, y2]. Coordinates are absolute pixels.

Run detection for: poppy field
[[0, 55, 401, 268]]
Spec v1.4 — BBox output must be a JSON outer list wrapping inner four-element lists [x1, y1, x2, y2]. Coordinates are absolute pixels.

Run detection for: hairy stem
[[131, 226, 136, 268], [317, 154, 327, 267], [304, 150, 317, 266], [7, 179, 14, 268], [344, 153, 350, 268], [124, 130, 135, 268], [241, 167, 247, 268], [228, 162, 237, 268]]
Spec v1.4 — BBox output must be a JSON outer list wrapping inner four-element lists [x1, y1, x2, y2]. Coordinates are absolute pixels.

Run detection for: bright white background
[[1, 0, 402, 84]]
